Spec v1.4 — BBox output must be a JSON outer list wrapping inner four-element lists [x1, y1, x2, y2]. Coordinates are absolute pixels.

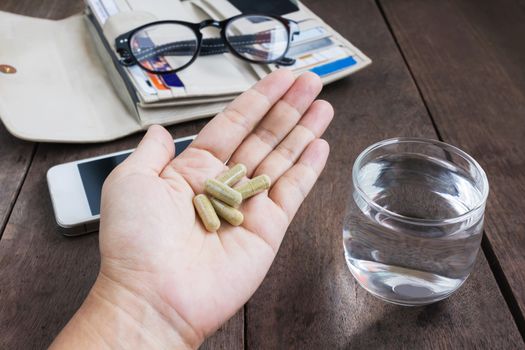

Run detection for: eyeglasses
[[115, 14, 299, 75]]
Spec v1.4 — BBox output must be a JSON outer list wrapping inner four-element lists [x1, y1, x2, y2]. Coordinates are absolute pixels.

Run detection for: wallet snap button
[[0, 65, 16, 74]]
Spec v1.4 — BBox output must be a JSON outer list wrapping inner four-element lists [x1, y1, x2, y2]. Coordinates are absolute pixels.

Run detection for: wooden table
[[1, 0, 524, 348]]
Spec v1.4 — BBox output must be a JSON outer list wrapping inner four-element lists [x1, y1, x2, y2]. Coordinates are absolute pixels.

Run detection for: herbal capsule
[[193, 194, 221, 232], [217, 163, 247, 186], [210, 198, 244, 226], [205, 178, 242, 208], [235, 174, 271, 199]]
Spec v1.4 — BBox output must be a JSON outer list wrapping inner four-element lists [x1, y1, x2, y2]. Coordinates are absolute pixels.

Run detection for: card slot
[[126, 0, 198, 21], [137, 100, 228, 126], [139, 93, 238, 108], [189, 0, 224, 20], [111, 0, 131, 12], [288, 48, 361, 79], [247, 63, 271, 79], [86, 11, 143, 114], [288, 37, 334, 57], [198, 0, 241, 19], [173, 53, 257, 96], [294, 45, 350, 68]]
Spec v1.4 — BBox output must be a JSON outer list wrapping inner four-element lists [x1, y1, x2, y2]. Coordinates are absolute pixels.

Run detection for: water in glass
[[344, 141, 487, 306]]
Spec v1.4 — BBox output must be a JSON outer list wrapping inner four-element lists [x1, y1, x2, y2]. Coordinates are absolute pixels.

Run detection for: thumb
[[122, 125, 175, 175]]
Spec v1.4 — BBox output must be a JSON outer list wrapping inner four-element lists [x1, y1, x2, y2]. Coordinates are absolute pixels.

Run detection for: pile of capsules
[[193, 163, 271, 232]]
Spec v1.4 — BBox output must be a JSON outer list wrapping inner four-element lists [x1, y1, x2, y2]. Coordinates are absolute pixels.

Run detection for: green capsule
[[205, 178, 243, 208], [216, 163, 247, 186], [193, 194, 221, 232], [210, 198, 244, 226], [234, 174, 271, 199]]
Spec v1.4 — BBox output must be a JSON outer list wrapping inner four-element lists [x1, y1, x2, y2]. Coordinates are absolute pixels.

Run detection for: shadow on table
[[345, 301, 454, 349]]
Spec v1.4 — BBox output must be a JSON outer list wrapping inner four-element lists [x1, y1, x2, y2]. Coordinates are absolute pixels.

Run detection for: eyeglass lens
[[130, 23, 199, 73], [225, 15, 289, 62]]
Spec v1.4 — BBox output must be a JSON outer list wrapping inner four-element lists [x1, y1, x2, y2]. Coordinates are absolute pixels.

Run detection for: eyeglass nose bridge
[[198, 19, 222, 30]]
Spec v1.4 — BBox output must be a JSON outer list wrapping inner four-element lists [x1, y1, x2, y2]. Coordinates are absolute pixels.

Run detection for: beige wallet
[[0, 0, 371, 143]]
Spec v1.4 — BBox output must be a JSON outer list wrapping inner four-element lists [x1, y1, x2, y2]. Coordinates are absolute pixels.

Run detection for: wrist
[[51, 272, 200, 349]]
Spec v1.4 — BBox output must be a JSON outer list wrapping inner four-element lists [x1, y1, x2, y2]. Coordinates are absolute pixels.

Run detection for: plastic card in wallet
[[227, 0, 300, 16], [0, 0, 371, 143]]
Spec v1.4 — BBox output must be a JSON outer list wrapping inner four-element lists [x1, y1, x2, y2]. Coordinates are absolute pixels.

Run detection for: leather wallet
[[0, 0, 371, 142]]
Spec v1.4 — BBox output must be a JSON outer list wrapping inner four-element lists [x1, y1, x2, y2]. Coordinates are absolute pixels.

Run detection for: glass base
[[346, 257, 468, 306]]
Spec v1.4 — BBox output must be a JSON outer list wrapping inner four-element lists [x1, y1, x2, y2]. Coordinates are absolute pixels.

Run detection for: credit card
[[128, 66, 157, 96], [288, 46, 347, 70], [228, 0, 299, 16], [145, 72, 169, 91], [87, 0, 109, 24], [145, 75, 174, 99], [147, 73, 169, 90], [134, 37, 185, 89], [160, 74, 185, 88], [310, 56, 358, 77], [291, 26, 328, 45], [288, 37, 334, 57], [87, 0, 119, 24], [101, 0, 119, 17]]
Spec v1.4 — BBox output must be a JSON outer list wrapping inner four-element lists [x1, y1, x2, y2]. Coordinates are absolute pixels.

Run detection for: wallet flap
[[0, 11, 142, 142]]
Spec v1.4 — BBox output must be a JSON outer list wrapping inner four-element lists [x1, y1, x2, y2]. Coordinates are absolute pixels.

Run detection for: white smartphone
[[47, 135, 195, 236]]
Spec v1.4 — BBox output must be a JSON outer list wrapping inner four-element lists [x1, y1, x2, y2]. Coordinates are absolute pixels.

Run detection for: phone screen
[[77, 138, 192, 215]]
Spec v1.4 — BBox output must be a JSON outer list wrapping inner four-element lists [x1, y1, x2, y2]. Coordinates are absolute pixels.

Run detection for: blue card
[[310, 56, 357, 77]]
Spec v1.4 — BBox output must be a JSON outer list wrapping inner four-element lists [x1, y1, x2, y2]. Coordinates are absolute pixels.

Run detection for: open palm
[[97, 70, 333, 347]]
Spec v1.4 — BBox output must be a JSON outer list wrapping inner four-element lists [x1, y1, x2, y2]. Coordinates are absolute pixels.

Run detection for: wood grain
[[380, 0, 525, 332], [0, 125, 34, 237], [246, 0, 524, 348], [0, 0, 84, 19]]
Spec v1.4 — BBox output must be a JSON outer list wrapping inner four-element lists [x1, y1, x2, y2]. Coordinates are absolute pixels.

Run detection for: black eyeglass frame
[[115, 14, 299, 75]]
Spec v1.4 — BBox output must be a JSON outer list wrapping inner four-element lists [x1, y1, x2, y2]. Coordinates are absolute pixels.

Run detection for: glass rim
[[352, 137, 489, 226]]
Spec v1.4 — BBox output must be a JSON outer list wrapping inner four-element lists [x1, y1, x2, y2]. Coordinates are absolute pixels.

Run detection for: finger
[[187, 69, 295, 162], [254, 100, 333, 183], [122, 125, 175, 175], [269, 139, 330, 221], [228, 72, 322, 176]]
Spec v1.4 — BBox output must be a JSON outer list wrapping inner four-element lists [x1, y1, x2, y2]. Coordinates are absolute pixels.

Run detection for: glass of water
[[343, 138, 489, 306]]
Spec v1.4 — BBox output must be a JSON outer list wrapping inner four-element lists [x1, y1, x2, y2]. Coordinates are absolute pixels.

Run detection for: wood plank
[[246, 0, 524, 348], [0, 125, 34, 237], [0, 1, 243, 348], [0, 0, 84, 19], [380, 0, 525, 332]]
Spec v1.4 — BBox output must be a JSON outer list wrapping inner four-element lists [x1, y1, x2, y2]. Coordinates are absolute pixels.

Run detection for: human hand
[[52, 70, 333, 349]]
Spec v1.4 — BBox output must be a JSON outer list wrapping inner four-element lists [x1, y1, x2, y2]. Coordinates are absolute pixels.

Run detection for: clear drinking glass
[[343, 138, 489, 306]]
